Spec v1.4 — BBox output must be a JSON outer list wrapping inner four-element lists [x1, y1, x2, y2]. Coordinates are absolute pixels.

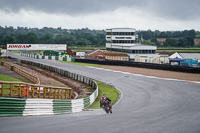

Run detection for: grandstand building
[[106, 28, 158, 61]]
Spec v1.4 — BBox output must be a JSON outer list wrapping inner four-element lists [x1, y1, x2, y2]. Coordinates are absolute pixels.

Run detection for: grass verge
[[0, 74, 22, 82], [57, 60, 110, 67], [89, 81, 120, 109], [0, 74, 23, 94], [157, 47, 200, 53], [157, 50, 200, 53]]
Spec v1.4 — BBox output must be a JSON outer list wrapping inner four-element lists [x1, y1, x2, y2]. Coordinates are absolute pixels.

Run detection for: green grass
[[10, 50, 21, 53], [157, 47, 200, 50], [69, 46, 106, 52], [196, 35, 200, 38], [57, 60, 110, 67], [157, 47, 200, 53], [0, 74, 23, 94], [157, 50, 200, 53], [0, 74, 22, 82], [89, 81, 120, 109], [69, 46, 106, 49]]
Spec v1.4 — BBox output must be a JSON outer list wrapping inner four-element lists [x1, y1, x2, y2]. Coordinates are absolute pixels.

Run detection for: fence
[[75, 58, 200, 73], [2, 61, 40, 84], [0, 58, 98, 116], [0, 81, 71, 99], [20, 52, 73, 62]]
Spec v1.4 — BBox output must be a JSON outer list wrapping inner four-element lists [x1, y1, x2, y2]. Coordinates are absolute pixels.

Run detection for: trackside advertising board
[[7, 44, 67, 51]]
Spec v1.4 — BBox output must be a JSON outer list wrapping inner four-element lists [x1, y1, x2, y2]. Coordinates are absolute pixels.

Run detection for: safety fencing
[[75, 58, 200, 74], [20, 52, 75, 62], [0, 81, 72, 99], [0, 58, 98, 117]]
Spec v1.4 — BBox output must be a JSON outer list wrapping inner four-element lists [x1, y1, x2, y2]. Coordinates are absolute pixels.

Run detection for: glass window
[[106, 32, 111, 35]]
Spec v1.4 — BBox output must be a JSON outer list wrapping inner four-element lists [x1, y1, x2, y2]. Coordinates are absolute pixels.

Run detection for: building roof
[[106, 28, 136, 30], [103, 51, 129, 57], [179, 53, 200, 60], [85, 49, 102, 56], [110, 44, 139, 47], [107, 43, 157, 50], [169, 52, 200, 60], [110, 43, 156, 47]]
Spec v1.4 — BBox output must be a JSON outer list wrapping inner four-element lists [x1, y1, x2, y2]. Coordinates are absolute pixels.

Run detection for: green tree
[[77, 38, 91, 46], [142, 30, 153, 40], [25, 32, 39, 43], [188, 29, 196, 38], [151, 38, 161, 46], [16, 33, 26, 43], [3, 35, 16, 45], [163, 38, 178, 47], [172, 31, 182, 38], [40, 34, 54, 44], [142, 40, 156, 46], [158, 32, 168, 38], [186, 36, 194, 47], [177, 37, 188, 47]]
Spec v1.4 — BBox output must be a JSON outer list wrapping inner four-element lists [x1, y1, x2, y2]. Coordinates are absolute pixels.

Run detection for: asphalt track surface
[[1, 53, 200, 133]]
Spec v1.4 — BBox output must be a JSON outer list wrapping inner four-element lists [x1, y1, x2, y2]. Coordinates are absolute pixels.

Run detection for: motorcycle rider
[[100, 94, 112, 113]]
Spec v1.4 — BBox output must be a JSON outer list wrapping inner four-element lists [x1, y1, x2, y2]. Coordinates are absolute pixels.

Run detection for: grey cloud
[[147, 0, 200, 20], [0, 0, 200, 20], [0, 0, 145, 14]]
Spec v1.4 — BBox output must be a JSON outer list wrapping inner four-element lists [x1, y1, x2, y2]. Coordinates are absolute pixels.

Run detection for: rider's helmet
[[103, 94, 106, 97]]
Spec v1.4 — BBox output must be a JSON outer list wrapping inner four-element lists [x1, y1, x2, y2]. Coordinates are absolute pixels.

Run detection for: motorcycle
[[102, 101, 112, 114]]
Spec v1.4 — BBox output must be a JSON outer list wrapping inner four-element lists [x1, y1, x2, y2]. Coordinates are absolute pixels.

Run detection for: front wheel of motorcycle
[[105, 107, 109, 114]]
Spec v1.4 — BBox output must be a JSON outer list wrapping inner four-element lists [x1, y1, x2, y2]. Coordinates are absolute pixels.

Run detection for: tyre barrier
[[0, 58, 98, 117]]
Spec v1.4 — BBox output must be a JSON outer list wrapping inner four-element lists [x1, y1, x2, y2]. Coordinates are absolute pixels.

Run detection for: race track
[[1, 53, 200, 133]]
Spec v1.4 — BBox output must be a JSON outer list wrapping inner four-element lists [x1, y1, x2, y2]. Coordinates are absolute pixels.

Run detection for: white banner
[[7, 44, 67, 51]]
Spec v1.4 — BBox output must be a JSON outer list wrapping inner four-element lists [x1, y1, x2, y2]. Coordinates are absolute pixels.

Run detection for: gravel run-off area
[[98, 66, 200, 82]]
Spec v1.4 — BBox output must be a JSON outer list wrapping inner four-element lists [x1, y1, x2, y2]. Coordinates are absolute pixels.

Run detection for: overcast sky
[[0, 0, 199, 31]]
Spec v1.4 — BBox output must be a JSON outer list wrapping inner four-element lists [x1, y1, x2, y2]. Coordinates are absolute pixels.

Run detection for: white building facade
[[106, 28, 157, 61]]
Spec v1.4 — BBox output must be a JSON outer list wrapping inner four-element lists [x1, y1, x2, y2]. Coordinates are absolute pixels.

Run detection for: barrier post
[[55, 56, 59, 60], [48, 56, 52, 60], [11, 65, 14, 71], [63, 57, 67, 61]]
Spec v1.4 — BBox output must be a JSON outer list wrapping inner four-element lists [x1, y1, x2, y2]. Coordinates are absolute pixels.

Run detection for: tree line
[[0, 26, 105, 47], [138, 29, 199, 47], [0, 26, 199, 47]]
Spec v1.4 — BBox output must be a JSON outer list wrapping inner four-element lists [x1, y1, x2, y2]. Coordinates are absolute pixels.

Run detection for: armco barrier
[[75, 58, 200, 73], [0, 57, 98, 116]]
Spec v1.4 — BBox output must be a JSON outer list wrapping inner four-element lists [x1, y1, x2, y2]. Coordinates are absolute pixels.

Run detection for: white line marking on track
[[87, 66, 200, 84]]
